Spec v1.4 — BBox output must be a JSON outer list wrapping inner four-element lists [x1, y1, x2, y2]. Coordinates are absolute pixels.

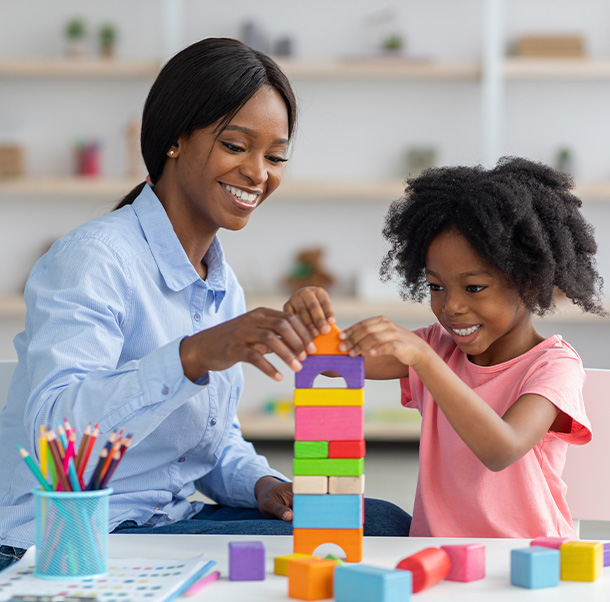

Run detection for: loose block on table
[[274, 553, 318, 576], [295, 406, 363, 441], [440, 543, 485, 582], [329, 475, 365, 495], [605, 542, 610, 567], [293, 458, 364, 477], [288, 557, 339, 601], [396, 547, 451, 593], [295, 441, 329, 458], [293, 475, 329, 495], [295, 355, 364, 389], [329, 440, 366, 459], [511, 546, 560, 589], [294, 528, 363, 563], [530, 536, 570, 550], [229, 541, 265, 581], [293, 494, 363, 529], [334, 564, 412, 602], [294, 388, 364, 407], [560, 541, 603, 582]]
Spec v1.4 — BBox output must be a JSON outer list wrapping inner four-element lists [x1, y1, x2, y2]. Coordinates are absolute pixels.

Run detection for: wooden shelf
[[277, 58, 480, 80], [1, 176, 608, 201], [0, 58, 160, 78], [504, 57, 610, 79], [239, 412, 422, 442]]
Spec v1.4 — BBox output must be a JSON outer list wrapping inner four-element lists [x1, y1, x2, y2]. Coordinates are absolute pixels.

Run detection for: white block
[[329, 474, 365, 495], [292, 475, 328, 494]]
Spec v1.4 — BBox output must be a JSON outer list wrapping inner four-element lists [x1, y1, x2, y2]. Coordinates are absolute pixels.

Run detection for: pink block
[[440, 544, 485, 582], [295, 406, 363, 441], [530, 537, 570, 550]]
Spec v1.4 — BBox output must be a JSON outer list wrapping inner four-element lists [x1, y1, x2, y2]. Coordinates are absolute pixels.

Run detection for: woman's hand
[[180, 307, 316, 382], [255, 476, 293, 521], [283, 286, 335, 338]]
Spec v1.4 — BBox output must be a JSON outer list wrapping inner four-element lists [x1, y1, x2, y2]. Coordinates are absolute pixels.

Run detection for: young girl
[[286, 156, 606, 538]]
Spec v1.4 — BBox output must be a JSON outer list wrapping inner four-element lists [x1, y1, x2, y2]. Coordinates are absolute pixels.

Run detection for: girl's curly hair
[[381, 156, 605, 316]]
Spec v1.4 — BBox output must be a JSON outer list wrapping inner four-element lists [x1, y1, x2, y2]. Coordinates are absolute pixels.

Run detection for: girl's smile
[[425, 229, 544, 366]]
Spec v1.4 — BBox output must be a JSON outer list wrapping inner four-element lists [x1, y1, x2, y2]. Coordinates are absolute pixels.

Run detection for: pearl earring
[[168, 150, 175, 156]]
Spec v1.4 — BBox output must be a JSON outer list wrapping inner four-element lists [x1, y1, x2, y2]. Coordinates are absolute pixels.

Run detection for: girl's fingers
[[284, 287, 335, 337]]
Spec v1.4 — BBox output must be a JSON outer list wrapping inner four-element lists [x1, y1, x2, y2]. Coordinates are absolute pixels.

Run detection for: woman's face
[[162, 85, 290, 237]]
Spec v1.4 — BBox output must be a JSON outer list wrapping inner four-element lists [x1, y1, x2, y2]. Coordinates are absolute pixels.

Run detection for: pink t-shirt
[[401, 322, 591, 539]]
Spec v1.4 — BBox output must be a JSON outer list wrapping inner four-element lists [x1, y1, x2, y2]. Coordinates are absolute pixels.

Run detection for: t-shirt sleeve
[[520, 351, 591, 445]]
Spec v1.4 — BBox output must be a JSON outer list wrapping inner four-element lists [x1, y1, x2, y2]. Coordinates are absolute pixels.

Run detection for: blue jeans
[[0, 498, 411, 572], [112, 498, 411, 537]]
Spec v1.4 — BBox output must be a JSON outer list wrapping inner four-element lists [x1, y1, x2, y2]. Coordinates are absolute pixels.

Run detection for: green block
[[293, 458, 364, 477], [294, 441, 329, 458]]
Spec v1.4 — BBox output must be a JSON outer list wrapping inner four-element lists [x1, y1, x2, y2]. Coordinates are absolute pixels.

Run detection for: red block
[[328, 440, 366, 459], [396, 547, 451, 593]]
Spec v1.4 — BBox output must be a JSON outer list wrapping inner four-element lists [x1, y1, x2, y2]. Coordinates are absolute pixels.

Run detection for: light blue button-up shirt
[[0, 185, 286, 549]]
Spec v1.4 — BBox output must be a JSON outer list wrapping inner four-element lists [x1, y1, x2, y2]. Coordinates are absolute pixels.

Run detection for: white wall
[[0, 0, 609, 402]]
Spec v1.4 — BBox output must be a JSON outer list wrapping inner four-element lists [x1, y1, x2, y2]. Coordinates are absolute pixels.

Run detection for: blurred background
[[1, 0, 609, 518]]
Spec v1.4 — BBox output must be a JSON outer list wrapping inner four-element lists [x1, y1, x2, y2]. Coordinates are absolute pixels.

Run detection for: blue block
[[334, 564, 412, 602], [293, 494, 363, 529], [511, 546, 560, 589]]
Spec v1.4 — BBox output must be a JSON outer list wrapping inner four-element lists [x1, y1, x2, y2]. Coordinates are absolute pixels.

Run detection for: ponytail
[[114, 182, 147, 210]]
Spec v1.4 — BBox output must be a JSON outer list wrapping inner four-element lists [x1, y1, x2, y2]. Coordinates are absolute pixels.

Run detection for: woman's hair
[[115, 37, 297, 208], [381, 156, 605, 316]]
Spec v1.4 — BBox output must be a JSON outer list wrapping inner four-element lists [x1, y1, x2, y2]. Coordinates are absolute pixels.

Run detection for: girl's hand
[[255, 477, 293, 521], [180, 307, 316, 382], [283, 286, 335, 338], [338, 316, 427, 369]]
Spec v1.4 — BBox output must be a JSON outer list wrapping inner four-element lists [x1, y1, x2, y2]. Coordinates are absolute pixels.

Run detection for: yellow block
[[560, 541, 603, 582], [274, 553, 318, 576], [294, 388, 363, 407]]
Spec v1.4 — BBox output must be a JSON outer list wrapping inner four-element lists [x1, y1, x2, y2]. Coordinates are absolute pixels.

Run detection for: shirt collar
[[132, 185, 228, 304]]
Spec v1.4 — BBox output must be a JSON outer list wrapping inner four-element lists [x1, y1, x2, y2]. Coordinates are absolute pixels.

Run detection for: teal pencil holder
[[33, 488, 112, 580]]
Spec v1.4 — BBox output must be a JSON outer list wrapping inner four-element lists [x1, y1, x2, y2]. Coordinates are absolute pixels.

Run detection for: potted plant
[[65, 18, 87, 58], [99, 23, 118, 59]]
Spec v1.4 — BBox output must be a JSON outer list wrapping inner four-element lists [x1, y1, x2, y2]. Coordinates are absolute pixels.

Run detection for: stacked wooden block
[[292, 325, 365, 563]]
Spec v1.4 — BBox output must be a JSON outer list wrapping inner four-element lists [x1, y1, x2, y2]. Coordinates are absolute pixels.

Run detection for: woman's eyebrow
[[224, 124, 288, 145]]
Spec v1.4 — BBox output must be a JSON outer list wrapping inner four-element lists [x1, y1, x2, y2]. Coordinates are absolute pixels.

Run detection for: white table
[[108, 533, 610, 601]]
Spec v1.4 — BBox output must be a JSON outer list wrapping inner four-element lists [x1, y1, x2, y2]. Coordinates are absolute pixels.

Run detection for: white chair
[[0, 359, 17, 410], [563, 368, 610, 537]]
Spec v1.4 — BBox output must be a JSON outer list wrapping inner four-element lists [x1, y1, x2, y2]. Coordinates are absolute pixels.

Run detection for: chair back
[[563, 368, 610, 523], [0, 359, 17, 410]]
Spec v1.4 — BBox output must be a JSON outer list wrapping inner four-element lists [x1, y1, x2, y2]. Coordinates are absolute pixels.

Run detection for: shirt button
[[210, 418, 217, 426], [155, 506, 160, 510], [162, 386, 169, 395], [194, 313, 201, 321]]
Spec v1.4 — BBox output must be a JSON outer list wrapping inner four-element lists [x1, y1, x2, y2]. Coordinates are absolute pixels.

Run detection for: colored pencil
[[18, 445, 53, 491], [185, 570, 221, 596], [99, 448, 122, 489], [74, 422, 91, 469], [56, 424, 67, 458], [67, 456, 81, 492], [62, 429, 77, 472], [77, 423, 99, 481], [46, 431, 71, 491], [39, 426, 48, 479], [119, 433, 133, 458], [85, 447, 108, 491]]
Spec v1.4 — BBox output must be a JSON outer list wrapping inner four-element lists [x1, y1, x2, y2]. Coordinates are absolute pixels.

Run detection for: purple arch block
[[295, 354, 364, 389]]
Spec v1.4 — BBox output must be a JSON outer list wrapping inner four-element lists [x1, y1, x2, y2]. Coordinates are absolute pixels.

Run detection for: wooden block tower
[[293, 324, 365, 562]]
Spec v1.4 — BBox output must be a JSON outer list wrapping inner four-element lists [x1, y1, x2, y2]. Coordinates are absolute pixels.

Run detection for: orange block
[[288, 557, 339, 601], [311, 324, 346, 355], [294, 528, 363, 563]]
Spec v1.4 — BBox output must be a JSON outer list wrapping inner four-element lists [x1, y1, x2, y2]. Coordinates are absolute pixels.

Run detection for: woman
[[0, 38, 411, 571]]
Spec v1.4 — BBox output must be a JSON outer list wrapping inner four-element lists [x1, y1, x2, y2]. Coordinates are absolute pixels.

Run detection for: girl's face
[[162, 85, 289, 240], [425, 229, 541, 366]]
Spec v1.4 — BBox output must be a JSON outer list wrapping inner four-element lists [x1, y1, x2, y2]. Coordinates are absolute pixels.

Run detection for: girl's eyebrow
[[224, 124, 289, 145], [426, 269, 494, 278]]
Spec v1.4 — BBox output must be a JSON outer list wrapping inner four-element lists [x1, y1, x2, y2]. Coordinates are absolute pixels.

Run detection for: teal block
[[334, 564, 412, 602], [293, 494, 363, 529], [511, 546, 560, 589]]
